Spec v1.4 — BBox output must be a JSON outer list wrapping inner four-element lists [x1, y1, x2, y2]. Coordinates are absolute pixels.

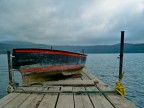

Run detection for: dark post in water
[[7, 51, 13, 84], [119, 31, 124, 80]]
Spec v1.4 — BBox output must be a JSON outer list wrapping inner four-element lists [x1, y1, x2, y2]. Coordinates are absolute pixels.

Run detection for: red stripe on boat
[[20, 64, 83, 74], [15, 49, 86, 57]]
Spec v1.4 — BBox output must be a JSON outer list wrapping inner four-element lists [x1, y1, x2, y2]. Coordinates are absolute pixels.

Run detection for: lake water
[[0, 54, 144, 108]]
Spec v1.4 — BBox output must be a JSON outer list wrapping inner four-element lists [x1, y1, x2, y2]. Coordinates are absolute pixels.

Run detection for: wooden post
[[7, 51, 13, 84], [119, 31, 124, 80]]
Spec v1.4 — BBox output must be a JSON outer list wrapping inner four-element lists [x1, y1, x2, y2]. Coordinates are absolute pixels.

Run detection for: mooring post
[[119, 31, 125, 80], [7, 51, 13, 84]]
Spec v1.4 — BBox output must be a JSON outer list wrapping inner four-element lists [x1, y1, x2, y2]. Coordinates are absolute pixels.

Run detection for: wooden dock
[[0, 69, 135, 108]]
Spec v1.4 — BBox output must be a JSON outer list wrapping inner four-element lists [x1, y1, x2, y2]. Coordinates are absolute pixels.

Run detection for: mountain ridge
[[0, 41, 144, 54]]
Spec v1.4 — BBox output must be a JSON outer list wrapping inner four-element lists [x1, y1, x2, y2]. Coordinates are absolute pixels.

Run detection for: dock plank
[[73, 87, 94, 108], [84, 70, 135, 108], [83, 69, 135, 108], [81, 71, 91, 80], [83, 70, 106, 85], [38, 87, 60, 108], [43, 80, 95, 86], [18, 87, 41, 108], [82, 71, 114, 108], [4, 87, 39, 108], [96, 84, 135, 108], [0, 93, 20, 108], [28, 94, 44, 108], [86, 87, 114, 108], [56, 87, 74, 108], [18, 94, 38, 108], [4, 93, 30, 108], [24, 87, 45, 108]]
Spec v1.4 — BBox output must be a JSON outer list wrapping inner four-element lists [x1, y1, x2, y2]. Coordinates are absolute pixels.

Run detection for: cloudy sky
[[0, 0, 144, 45]]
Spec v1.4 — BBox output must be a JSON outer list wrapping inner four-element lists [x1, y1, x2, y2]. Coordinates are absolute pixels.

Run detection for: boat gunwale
[[12, 48, 87, 57]]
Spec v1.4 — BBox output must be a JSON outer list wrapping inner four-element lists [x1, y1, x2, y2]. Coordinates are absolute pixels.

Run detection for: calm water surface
[[0, 54, 144, 108]]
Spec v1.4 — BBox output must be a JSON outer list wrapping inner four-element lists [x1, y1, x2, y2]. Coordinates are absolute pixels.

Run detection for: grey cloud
[[0, 0, 144, 45]]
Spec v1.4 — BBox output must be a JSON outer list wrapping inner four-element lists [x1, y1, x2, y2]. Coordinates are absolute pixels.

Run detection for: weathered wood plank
[[82, 74, 114, 108], [81, 72, 98, 84], [19, 94, 38, 108], [15, 86, 40, 92], [86, 87, 114, 108], [43, 80, 95, 86], [4, 93, 30, 108], [81, 72, 90, 80], [56, 87, 74, 108], [83, 70, 105, 85], [0, 93, 20, 108], [73, 87, 93, 108], [27, 94, 44, 108], [18, 87, 41, 108], [4, 87, 38, 108], [96, 84, 136, 108], [38, 87, 60, 108], [23, 87, 45, 108], [83, 69, 135, 108]]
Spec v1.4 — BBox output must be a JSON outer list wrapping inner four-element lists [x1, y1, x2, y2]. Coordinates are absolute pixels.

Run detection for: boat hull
[[12, 48, 87, 85]]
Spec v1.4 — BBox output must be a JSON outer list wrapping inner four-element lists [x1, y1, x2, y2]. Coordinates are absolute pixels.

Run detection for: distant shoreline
[[1, 41, 144, 54]]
